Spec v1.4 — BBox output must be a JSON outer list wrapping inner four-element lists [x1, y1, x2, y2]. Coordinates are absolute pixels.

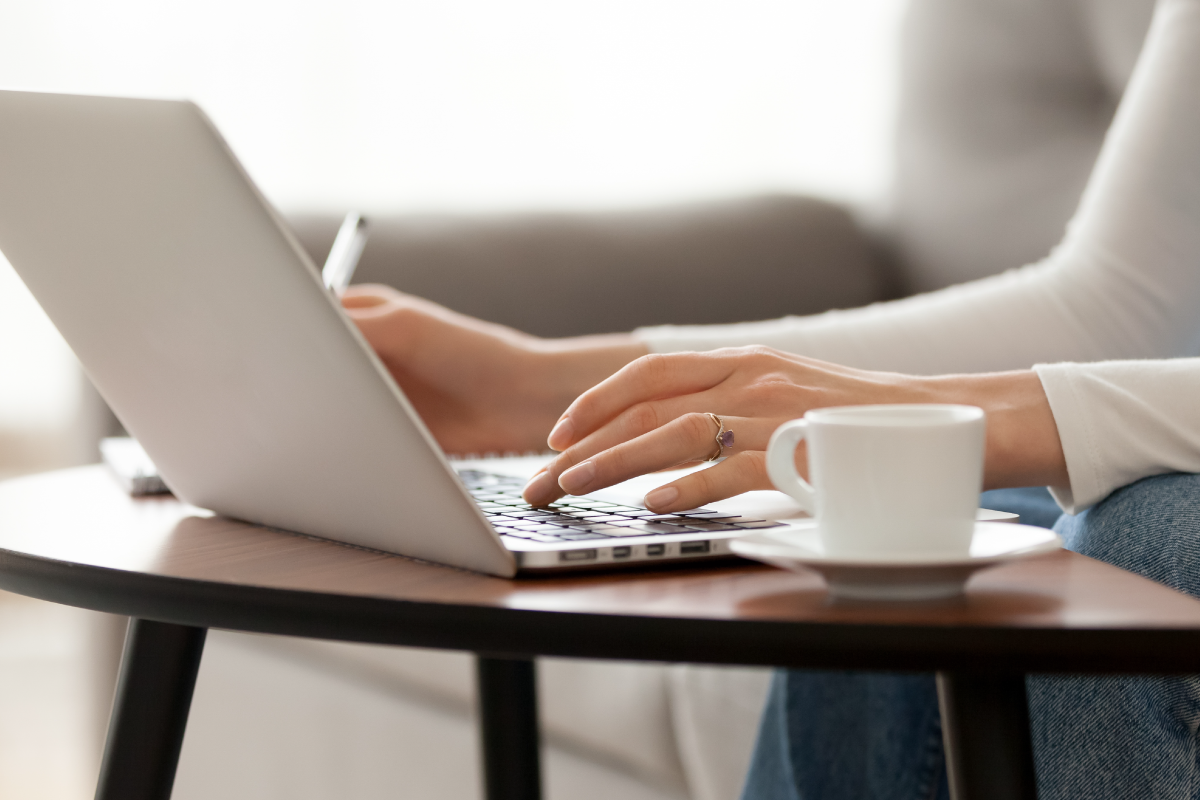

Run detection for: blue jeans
[[741, 475, 1200, 800]]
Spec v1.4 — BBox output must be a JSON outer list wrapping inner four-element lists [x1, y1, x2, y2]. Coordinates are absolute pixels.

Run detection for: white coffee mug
[[766, 404, 985, 558]]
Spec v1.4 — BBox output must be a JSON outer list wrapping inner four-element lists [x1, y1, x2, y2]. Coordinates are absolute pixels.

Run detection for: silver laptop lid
[[0, 90, 515, 577]]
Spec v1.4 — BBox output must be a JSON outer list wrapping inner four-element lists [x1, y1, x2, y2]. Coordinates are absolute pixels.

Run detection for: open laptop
[[0, 89, 841, 576]]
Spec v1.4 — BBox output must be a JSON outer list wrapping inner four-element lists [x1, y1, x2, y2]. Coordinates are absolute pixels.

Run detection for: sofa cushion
[[286, 196, 890, 339], [667, 665, 772, 800]]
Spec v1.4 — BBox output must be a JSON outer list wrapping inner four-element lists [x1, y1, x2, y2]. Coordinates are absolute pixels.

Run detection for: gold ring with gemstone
[[704, 413, 733, 462]]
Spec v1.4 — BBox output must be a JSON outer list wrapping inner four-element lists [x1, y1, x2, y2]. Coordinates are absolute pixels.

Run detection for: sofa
[[84, 1, 1152, 796]]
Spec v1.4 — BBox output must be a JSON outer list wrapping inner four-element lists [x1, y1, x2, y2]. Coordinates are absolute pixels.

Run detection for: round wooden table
[[5, 466, 1200, 800]]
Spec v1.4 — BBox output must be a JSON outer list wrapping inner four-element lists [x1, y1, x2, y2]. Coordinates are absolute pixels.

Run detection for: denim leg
[[741, 675, 804, 800], [741, 670, 949, 800], [742, 475, 1200, 800], [1028, 473, 1200, 800]]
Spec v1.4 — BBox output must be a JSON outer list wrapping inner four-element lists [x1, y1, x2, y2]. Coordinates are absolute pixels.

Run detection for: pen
[[321, 211, 370, 295]]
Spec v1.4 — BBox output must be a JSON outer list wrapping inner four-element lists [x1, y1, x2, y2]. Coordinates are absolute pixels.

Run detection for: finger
[[524, 405, 712, 506], [642, 451, 774, 513], [550, 393, 718, 477], [525, 412, 775, 505], [548, 351, 740, 451], [342, 304, 412, 359], [559, 413, 777, 497], [525, 393, 713, 505], [341, 293, 431, 364], [341, 284, 399, 310]]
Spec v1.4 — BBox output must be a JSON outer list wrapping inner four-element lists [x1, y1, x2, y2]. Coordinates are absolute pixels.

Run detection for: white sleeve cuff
[[1034, 358, 1200, 514], [1033, 364, 1093, 514]]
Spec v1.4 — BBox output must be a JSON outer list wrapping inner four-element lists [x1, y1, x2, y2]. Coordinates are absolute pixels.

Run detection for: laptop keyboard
[[457, 469, 784, 543]]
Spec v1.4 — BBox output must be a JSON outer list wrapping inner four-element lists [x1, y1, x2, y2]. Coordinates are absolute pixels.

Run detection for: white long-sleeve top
[[636, 0, 1200, 513]]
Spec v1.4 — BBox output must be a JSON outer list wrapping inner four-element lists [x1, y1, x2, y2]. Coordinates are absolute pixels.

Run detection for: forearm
[[534, 340, 1070, 492]]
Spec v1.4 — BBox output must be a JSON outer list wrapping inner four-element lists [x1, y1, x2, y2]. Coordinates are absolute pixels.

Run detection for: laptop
[[0, 89, 839, 576]]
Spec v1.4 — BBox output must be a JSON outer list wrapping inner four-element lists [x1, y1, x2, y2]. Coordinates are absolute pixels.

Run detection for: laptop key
[[681, 522, 743, 531], [732, 520, 787, 529], [626, 522, 695, 534], [566, 524, 626, 534]]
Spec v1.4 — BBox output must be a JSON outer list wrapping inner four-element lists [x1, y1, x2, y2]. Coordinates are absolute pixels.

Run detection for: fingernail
[[558, 460, 596, 495], [522, 471, 557, 505], [644, 486, 679, 512], [548, 416, 574, 450]]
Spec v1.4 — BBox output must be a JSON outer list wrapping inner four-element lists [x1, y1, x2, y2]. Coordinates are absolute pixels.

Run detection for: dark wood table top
[[3, 466, 1200, 673]]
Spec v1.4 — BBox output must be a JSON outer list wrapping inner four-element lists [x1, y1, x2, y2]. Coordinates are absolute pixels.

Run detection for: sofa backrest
[[289, 196, 889, 339]]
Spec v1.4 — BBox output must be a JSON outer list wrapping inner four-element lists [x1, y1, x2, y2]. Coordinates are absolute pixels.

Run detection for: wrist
[[530, 334, 649, 405], [923, 371, 1068, 490]]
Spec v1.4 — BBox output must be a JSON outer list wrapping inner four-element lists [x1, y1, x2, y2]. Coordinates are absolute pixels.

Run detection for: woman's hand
[[521, 346, 1069, 510], [341, 285, 647, 455]]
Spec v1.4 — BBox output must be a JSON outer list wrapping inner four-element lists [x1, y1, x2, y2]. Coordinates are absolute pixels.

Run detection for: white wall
[[0, 0, 904, 459]]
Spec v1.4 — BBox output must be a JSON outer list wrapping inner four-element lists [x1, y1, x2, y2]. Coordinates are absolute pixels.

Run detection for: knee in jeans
[[1053, 473, 1200, 597]]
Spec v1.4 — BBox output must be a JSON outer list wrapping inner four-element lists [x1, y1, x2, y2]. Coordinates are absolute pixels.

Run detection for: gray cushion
[[287, 195, 889, 339]]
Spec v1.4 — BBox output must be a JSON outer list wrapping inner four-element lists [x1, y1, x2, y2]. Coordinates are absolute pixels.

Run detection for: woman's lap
[[742, 670, 949, 800], [1031, 474, 1200, 799], [742, 475, 1200, 800]]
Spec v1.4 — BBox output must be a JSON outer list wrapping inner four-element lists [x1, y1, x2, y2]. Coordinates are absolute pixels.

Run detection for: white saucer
[[730, 521, 1062, 601]]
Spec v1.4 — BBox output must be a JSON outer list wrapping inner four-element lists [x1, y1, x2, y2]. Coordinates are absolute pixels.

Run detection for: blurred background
[[0, 0, 903, 482], [0, 1, 902, 797]]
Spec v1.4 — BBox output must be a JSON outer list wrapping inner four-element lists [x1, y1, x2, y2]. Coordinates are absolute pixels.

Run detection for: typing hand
[[522, 347, 1068, 511], [521, 347, 935, 511], [341, 285, 645, 456]]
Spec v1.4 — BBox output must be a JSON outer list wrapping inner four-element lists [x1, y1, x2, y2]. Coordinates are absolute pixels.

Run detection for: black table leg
[[476, 655, 542, 800], [95, 619, 207, 800], [936, 671, 1038, 800]]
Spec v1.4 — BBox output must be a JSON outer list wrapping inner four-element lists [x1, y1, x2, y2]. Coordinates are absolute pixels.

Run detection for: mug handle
[[766, 419, 815, 515]]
